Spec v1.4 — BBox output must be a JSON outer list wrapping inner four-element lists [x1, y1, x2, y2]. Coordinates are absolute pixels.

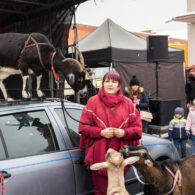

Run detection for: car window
[[0, 110, 59, 159], [0, 135, 6, 159], [54, 108, 82, 147]]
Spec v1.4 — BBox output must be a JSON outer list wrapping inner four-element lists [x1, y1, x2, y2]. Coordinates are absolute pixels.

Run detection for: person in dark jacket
[[79, 71, 142, 195], [124, 75, 149, 133], [168, 107, 187, 158], [185, 64, 195, 109]]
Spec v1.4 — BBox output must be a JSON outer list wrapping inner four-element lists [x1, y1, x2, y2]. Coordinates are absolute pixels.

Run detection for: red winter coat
[[79, 87, 142, 176]]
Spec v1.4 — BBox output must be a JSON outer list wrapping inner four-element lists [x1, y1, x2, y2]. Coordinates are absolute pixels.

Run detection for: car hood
[[141, 133, 171, 146], [141, 133, 179, 160]]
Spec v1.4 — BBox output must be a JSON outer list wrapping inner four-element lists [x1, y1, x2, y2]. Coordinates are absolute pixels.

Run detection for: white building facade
[[172, 0, 195, 66]]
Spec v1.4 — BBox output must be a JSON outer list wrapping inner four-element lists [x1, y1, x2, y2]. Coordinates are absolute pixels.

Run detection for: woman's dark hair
[[128, 86, 142, 99], [102, 71, 123, 87]]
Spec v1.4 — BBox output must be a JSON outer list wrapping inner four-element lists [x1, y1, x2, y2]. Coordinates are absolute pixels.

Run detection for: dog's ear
[[144, 159, 153, 167], [90, 162, 108, 170], [124, 156, 140, 166], [106, 152, 111, 161]]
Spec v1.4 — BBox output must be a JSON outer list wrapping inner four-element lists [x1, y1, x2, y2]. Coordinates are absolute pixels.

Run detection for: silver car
[[0, 100, 179, 195]]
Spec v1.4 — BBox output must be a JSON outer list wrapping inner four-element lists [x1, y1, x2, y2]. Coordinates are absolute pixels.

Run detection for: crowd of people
[[77, 67, 195, 195], [166, 65, 195, 159]]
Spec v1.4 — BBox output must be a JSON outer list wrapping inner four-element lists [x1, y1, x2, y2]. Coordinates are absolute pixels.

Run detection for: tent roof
[[79, 18, 147, 51], [78, 18, 180, 52], [78, 19, 184, 66]]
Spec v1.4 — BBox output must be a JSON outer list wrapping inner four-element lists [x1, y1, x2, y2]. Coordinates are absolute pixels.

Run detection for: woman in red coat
[[79, 71, 142, 195]]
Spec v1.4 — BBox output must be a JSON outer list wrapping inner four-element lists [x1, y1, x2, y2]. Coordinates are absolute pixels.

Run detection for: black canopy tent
[[0, 0, 88, 49], [78, 19, 184, 66], [78, 19, 186, 112]]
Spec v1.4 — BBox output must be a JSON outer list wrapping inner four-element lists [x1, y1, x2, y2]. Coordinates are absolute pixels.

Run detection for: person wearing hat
[[185, 64, 195, 109], [168, 107, 187, 158], [124, 75, 149, 133]]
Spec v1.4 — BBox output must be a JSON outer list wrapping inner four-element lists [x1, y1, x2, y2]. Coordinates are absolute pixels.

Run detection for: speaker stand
[[155, 61, 159, 99]]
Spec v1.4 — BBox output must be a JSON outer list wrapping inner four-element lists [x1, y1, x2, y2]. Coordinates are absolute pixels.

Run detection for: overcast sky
[[76, 0, 187, 39]]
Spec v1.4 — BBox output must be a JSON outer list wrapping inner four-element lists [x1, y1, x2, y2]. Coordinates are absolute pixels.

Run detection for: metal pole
[[48, 2, 54, 98], [156, 61, 159, 99], [73, 5, 78, 58], [73, 5, 80, 103], [110, 62, 113, 71]]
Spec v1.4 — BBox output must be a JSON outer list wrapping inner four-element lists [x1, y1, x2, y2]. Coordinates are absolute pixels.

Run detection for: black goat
[[0, 32, 86, 100], [120, 145, 195, 195]]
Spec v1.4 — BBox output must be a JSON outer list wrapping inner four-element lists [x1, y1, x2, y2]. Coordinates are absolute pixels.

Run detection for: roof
[[0, 0, 88, 28], [0, 0, 89, 48], [77, 19, 184, 66], [78, 18, 182, 52], [78, 18, 147, 51], [171, 12, 195, 24], [0, 98, 83, 111]]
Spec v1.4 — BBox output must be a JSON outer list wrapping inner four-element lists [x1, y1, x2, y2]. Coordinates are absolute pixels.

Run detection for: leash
[[60, 98, 75, 145], [160, 166, 182, 195], [60, 98, 95, 127], [0, 173, 4, 195], [131, 164, 182, 195], [60, 98, 96, 148], [132, 165, 149, 185]]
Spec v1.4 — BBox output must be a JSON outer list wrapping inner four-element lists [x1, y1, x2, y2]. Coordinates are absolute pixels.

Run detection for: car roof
[[0, 98, 84, 112]]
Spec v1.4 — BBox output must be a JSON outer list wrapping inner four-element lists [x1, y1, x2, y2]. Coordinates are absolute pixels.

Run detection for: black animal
[[120, 145, 195, 195], [0, 32, 86, 100]]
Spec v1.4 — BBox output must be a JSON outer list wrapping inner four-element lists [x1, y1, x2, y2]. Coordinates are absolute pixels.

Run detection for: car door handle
[[0, 171, 11, 180]]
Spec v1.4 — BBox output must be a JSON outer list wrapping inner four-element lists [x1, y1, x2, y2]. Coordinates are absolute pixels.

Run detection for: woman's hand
[[100, 128, 114, 139], [113, 128, 126, 138]]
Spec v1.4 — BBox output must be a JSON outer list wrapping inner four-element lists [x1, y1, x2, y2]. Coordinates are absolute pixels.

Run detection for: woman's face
[[103, 78, 120, 95], [131, 85, 139, 91]]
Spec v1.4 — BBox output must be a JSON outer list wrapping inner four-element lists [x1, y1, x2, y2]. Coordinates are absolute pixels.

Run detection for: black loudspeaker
[[147, 35, 168, 62], [149, 99, 181, 126]]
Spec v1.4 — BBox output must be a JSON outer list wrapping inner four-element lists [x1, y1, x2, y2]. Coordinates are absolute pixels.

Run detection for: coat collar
[[98, 87, 124, 108]]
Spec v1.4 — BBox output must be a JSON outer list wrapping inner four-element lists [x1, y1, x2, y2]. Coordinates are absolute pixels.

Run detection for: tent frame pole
[[73, 5, 80, 103], [110, 62, 113, 71], [73, 5, 78, 57], [155, 61, 159, 99]]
